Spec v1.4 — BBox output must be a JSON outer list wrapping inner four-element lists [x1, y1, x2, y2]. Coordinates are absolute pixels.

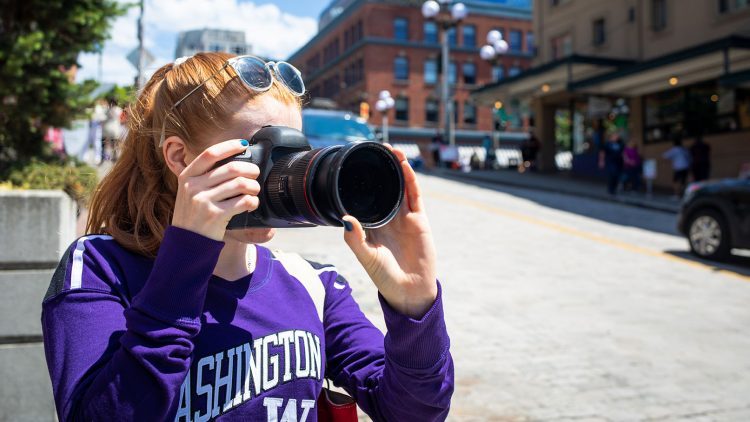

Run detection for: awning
[[472, 55, 632, 105], [571, 35, 750, 96]]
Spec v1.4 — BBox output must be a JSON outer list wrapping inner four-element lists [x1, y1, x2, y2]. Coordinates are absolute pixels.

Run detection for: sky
[[76, 0, 332, 85]]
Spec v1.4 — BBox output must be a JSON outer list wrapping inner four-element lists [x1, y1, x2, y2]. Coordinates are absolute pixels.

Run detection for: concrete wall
[[0, 190, 75, 421]]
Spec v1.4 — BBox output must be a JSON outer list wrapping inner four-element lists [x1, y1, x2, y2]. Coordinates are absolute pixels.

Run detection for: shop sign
[[588, 96, 612, 118]]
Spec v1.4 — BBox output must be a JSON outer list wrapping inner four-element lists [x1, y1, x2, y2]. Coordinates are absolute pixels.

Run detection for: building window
[[551, 33, 573, 59], [593, 18, 606, 46], [526, 31, 535, 54], [448, 61, 457, 85], [448, 27, 457, 46], [452, 100, 459, 124], [719, 0, 750, 13], [509, 30, 522, 52], [395, 97, 409, 121], [394, 57, 409, 80], [509, 66, 521, 77], [233, 46, 246, 55], [628, 7, 636, 22], [394, 17, 409, 41], [652, 0, 667, 31], [492, 65, 504, 82], [210, 44, 222, 52], [424, 22, 438, 43], [424, 59, 438, 84], [462, 25, 476, 47], [462, 62, 476, 85], [463, 101, 476, 124], [425, 99, 439, 123]]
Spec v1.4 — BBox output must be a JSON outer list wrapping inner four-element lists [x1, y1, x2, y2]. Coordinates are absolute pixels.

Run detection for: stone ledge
[[0, 344, 57, 421], [0, 270, 53, 339], [0, 190, 76, 266]]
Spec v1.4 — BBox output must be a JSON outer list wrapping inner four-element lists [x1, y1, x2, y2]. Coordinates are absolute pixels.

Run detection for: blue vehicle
[[301, 109, 375, 148]]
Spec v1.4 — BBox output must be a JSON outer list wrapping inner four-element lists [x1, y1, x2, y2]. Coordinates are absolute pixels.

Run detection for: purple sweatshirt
[[41, 226, 453, 421]]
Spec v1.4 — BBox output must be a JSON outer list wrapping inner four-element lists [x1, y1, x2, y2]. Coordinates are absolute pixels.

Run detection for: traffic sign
[[127, 47, 155, 70]]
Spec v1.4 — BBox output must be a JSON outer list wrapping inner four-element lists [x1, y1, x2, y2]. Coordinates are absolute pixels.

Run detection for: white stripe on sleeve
[[70, 235, 113, 290]]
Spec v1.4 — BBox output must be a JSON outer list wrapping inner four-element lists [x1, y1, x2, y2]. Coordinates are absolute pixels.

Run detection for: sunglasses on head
[[159, 55, 306, 146]]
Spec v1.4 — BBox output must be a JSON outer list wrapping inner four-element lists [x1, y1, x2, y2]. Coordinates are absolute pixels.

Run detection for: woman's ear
[[162, 136, 190, 177]]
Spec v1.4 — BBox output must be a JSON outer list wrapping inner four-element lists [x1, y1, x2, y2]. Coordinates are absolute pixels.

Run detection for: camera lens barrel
[[265, 142, 404, 228]]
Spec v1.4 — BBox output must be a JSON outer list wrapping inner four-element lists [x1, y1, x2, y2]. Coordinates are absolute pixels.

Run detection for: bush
[[5, 159, 98, 206]]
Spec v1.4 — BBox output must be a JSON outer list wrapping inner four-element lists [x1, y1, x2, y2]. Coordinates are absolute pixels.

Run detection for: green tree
[[0, 0, 128, 175]]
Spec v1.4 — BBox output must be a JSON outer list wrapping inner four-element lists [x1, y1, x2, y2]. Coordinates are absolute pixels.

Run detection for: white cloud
[[76, 0, 317, 85]]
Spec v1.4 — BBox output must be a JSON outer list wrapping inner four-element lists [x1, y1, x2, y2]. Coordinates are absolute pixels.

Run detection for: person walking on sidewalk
[[622, 140, 642, 192], [690, 133, 711, 182], [598, 132, 624, 195], [41, 52, 453, 422], [662, 134, 692, 198], [483, 134, 496, 170]]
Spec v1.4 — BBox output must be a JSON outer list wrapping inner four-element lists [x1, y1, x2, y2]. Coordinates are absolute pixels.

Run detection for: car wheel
[[687, 209, 731, 260]]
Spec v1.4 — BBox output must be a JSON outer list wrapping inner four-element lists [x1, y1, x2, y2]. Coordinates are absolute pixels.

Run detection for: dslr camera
[[217, 126, 404, 230]]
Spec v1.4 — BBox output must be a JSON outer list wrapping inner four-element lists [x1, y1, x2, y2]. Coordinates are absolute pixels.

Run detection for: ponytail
[[86, 64, 177, 257]]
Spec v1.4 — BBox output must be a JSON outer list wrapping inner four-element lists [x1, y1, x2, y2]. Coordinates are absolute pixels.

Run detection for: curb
[[428, 169, 680, 214]]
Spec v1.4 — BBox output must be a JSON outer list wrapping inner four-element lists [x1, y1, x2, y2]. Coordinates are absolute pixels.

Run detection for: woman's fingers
[[183, 139, 249, 177], [203, 160, 260, 188], [219, 193, 260, 215], [384, 143, 423, 213], [205, 177, 261, 202], [342, 215, 377, 267]]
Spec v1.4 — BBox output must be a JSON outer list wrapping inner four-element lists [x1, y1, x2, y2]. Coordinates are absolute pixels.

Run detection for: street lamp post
[[422, 0, 467, 147], [375, 90, 395, 144], [479, 30, 509, 150]]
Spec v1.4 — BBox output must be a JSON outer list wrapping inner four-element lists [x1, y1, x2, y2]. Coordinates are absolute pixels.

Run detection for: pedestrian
[[482, 134, 496, 170], [622, 140, 642, 192], [41, 52, 453, 421], [520, 130, 540, 173], [431, 134, 443, 168], [662, 134, 692, 198], [599, 132, 625, 195], [101, 97, 123, 161], [690, 133, 711, 182], [85, 99, 107, 165]]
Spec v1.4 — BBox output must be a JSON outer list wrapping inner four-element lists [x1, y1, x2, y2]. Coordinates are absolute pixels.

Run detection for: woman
[[622, 140, 642, 192], [42, 53, 453, 421]]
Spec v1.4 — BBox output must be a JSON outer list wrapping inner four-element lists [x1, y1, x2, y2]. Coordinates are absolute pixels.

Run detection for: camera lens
[[265, 142, 404, 228]]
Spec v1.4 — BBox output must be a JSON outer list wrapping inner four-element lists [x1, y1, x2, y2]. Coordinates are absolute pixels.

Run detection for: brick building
[[288, 0, 533, 144]]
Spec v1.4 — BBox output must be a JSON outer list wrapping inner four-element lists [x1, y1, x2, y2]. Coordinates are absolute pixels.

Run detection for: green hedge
[[4, 159, 98, 205]]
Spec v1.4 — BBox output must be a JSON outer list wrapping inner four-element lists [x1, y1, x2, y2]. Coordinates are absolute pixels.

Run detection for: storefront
[[572, 35, 750, 188], [474, 35, 750, 188]]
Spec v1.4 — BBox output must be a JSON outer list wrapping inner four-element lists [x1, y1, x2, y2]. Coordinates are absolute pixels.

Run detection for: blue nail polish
[[343, 221, 353, 232], [240, 139, 249, 147]]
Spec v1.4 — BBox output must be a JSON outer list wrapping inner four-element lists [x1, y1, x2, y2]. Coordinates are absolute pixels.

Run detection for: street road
[[266, 173, 750, 421]]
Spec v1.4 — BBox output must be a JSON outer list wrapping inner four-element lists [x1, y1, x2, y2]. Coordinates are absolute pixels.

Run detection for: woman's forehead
[[233, 97, 302, 135]]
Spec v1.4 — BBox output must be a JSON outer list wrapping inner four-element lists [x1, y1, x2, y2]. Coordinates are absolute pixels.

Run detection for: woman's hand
[[343, 145, 438, 319], [172, 140, 261, 241]]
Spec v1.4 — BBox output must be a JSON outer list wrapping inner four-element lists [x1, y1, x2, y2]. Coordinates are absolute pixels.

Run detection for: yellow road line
[[426, 190, 750, 283]]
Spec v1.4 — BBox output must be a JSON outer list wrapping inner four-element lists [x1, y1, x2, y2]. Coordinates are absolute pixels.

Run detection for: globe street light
[[422, 0, 467, 147], [376, 90, 395, 144], [480, 29, 509, 150]]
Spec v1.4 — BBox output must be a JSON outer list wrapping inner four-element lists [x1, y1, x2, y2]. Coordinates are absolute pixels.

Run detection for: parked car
[[302, 108, 375, 148], [677, 178, 750, 260]]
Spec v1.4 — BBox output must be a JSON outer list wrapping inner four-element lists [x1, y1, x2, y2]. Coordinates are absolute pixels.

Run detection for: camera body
[[217, 126, 316, 229]]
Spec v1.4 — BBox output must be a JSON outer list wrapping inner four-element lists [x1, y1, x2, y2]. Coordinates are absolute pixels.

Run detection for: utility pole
[[136, 0, 145, 89]]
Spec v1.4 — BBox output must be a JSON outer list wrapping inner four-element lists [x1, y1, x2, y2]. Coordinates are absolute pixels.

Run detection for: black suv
[[677, 178, 750, 260]]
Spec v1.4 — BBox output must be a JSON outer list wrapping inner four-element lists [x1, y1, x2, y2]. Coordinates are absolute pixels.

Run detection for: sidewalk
[[429, 168, 681, 213]]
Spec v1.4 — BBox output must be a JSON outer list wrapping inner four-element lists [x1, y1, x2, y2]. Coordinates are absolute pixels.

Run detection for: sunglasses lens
[[233, 57, 273, 90], [275, 62, 305, 95]]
